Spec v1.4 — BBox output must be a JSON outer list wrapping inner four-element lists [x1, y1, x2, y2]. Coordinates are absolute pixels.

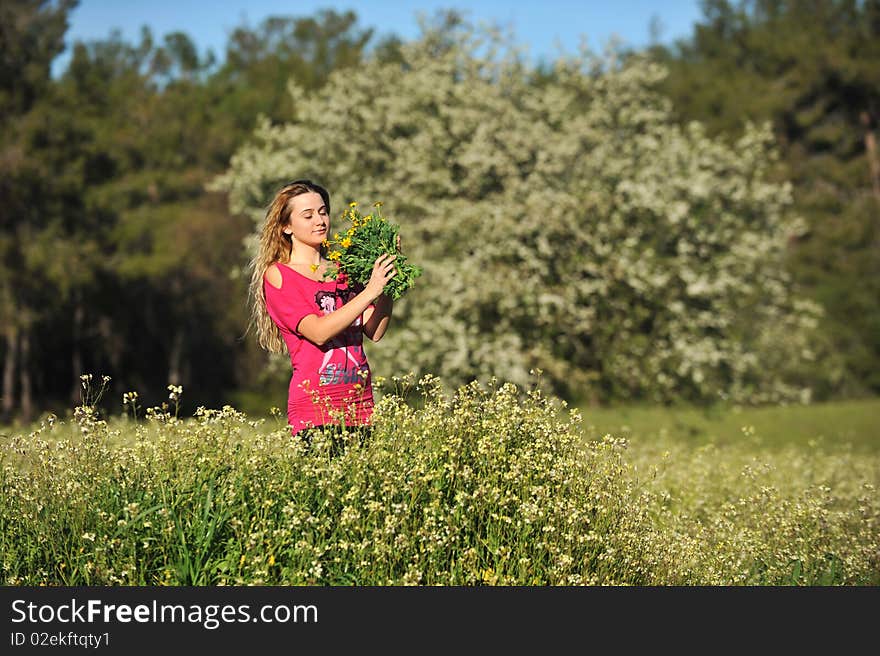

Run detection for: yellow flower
[[346, 228, 355, 236], [239, 555, 246, 566], [349, 201, 357, 207], [373, 201, 383, 208], [268, 554, 276, 566], [333, 232, 340, 240], [328, 250, 341, 261], [310, 264, 318, 272], [322, 239, 329, 248], [341, 237, 352, 248]]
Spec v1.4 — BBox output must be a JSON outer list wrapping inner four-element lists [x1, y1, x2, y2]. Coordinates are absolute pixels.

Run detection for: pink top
[[263, 263, 374, 435]]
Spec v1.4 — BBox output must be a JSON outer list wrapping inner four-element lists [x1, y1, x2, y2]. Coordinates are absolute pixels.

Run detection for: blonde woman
[[248, 179, 397, 444]]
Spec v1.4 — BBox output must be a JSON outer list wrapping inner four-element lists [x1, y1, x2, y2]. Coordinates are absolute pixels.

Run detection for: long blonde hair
[[247, 179, 331, 353]]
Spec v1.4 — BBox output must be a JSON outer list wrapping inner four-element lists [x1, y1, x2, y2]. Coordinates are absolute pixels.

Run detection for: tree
[[650, 0, 880, 396], [210, 9, 374, 131], [0, 0, 75, 115], [0, 0, 78, 422], [217, 20, 829, 405]]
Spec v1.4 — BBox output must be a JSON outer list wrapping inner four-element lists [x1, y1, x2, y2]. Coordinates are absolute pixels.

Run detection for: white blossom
[[215, 22, 829, 403]]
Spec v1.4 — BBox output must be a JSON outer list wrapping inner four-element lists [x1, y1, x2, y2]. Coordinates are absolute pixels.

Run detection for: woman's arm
[[363, 294, 393, 342], [297, 254, 397, 346]]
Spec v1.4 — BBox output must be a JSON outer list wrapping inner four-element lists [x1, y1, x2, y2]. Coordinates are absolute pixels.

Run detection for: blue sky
[[55, 1, 703, 73]]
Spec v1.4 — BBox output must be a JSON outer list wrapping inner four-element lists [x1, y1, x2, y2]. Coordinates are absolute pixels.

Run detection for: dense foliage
[[651, 0, 880, 397]]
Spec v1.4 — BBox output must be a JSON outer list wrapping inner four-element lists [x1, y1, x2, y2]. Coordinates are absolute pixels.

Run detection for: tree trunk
[[168, 327, 184, 387], [861, 110, 880, 202], [2, 324, 17, 422], [97, 315, 123, 403], [70, 296, 84, 406], [168, 275, 185, 388], [20, 329, 33, 422]]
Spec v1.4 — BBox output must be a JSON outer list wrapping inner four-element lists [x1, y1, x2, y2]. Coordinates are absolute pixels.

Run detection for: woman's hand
[[365, 253, 397, 300]]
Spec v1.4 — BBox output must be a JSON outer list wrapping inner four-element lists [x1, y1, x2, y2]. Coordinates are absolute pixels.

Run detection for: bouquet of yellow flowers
[[322, 201, 422, 300]]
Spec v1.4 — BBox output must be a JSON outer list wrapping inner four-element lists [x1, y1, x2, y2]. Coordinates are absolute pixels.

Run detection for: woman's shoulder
[[265, 261, 335, 289], [264, 263, 284, 290]]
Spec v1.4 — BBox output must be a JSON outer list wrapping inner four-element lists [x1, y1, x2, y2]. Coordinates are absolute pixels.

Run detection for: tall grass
[[1, 375, 878, 585]]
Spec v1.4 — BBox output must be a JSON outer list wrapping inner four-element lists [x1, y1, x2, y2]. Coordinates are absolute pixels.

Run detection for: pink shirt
[[263, 263, 374, 435]]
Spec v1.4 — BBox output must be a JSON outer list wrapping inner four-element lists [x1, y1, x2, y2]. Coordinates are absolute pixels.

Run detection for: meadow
[[1, 375, 877, 586]]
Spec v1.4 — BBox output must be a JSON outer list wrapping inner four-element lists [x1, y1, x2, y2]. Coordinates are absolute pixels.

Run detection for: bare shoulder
[[264, 263, 283, 289]]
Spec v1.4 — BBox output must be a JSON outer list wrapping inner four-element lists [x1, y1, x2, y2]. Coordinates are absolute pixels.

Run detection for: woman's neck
[[287, 242, 322, 267]]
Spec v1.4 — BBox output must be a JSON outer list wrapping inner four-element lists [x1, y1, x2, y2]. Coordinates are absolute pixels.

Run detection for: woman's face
[[284, 191, 329, 248]]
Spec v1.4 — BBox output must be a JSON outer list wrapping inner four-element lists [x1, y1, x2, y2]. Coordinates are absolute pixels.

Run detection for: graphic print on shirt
[[314, 288, 368, 385]]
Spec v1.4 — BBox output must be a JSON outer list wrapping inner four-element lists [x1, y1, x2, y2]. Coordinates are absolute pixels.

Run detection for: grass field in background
[[578, 397, 880, 453]]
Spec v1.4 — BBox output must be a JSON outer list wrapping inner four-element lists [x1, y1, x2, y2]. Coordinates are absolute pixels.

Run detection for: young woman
[[247, 179, 397, 441]]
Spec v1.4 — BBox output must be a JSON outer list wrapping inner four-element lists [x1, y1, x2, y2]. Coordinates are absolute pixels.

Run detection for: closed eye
[[300, 206, 328, 218]]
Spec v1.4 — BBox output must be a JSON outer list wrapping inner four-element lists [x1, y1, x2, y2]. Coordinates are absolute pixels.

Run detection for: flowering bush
[[215, 20, 835, 404], [322, 202, 422, 301]]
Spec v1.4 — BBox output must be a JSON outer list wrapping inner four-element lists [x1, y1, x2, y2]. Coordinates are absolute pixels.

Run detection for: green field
[[579, 397, 880, 452], [2, 382, 878, 586]]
